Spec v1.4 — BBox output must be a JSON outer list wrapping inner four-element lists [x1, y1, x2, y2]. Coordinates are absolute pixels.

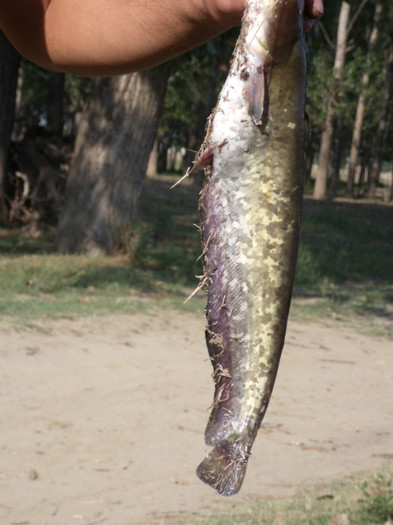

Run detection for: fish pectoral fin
[[196, 441, 250, 496], [244, 66, 270, 133], [194, 147, 215, 171], [171, 148, 214, 188]]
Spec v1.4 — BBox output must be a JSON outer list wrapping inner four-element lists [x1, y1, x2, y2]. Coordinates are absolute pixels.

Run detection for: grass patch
[[0, 236, 200, 322], [168, 464, 393, 525], [297, 199, 393, 283], [0, 178, 392, 336], [292, 198, 393, 337]]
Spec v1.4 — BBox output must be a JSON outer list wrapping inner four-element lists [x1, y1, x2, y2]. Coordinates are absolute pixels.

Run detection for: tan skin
[[0, 0, 323, 76]]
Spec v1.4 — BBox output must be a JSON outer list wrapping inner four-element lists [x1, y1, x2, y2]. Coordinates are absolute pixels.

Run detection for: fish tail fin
[[196, 441, 251, 496]]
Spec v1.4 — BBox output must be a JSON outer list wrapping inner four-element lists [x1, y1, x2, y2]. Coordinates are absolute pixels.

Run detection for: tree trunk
[[358, 149, 370, 192], [12, 62, 24, 141], [367, 45, 393, 199], [47, 72, 65, 136], [304, 139, 316, 186], [184, 120, 199, 175], [185, 119, 205, 187], [146, 138, 159, 177], [55, 66, 167, 254], [157, 139, 168, 172], [329, 115, 343, 197], [0, 31, 20, 222], [313, 1, 350, 200], [346, 0, 382, 197]]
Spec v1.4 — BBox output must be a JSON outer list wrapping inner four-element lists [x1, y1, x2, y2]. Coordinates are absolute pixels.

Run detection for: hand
[[304, 0, 324, 30], [200, 0, 247, 28], [202, 0, 323, 30]]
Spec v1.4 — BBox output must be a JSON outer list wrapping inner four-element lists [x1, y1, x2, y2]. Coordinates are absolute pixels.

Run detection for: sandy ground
[[0, 310, 392, 525]]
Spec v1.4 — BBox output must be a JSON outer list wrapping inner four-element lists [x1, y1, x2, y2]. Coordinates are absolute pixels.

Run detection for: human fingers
[[201, 0, 246, 27], [304, 0, 324, 31], [305, 0, 324, 19]]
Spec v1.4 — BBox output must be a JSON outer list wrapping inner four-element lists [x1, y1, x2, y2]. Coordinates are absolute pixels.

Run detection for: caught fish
[[190, 0, 306, 496]]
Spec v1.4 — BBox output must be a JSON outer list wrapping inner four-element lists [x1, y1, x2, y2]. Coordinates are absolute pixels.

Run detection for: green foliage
[[0, 234, 199, 322], [123, 216, 201, 285], [64, 74, 91, 105], [135, 177, 202, 284], [168, 465, 393, 525], [17, 59, 91, 133], [159, 30, 238, 151], [297, 199, 393, 284], [306, 48, 334, 130], [305, 0, 393, 178], [21, 61, 51, 109], [294, 244, 321, 285], [357, 470, 393, 523], [0, 176, 204, 322], [293, 198, 393, 337], [1, 178, 392, 340]]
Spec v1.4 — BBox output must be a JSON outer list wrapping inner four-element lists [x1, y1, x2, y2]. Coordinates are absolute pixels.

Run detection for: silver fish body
[[194, 0, 306, 496]]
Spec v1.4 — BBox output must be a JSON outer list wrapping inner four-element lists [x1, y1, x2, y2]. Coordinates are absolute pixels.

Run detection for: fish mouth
[[242, 0, 305, 131], [247, 0, 304, 68]]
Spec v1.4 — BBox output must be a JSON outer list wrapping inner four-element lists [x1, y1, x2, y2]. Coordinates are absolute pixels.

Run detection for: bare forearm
[[0, 0, 322, 76], [0, 0, 244, 75]]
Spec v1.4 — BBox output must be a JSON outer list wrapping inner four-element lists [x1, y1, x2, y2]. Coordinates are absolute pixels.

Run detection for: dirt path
[[0, 311, 392, 525]]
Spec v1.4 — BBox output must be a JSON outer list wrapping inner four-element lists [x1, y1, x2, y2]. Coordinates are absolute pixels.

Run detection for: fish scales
[[193, 0, 306, 496]]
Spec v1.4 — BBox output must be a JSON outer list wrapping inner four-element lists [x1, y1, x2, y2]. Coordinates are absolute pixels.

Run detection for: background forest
[[0, 0, 393, 298], [1, 5, 392, 524], [0, 0, 392, 256]]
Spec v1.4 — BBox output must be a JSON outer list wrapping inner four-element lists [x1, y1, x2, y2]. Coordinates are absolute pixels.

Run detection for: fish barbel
[[192, 0, 306, 496]]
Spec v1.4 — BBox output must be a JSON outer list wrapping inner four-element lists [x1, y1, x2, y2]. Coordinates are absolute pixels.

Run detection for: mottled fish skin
[[194, 0, 306, 496]]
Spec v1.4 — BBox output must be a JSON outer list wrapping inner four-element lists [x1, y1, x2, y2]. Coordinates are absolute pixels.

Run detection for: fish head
[[247, 0, 304, 67], [242, 0, 306, 131]]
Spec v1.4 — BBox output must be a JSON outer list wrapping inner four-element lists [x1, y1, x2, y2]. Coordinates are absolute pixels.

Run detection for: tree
[[47, 72, 65, 135], [55, 66, 167, 254], [0, 31, 20, 222], [313, 1, 351, 200], [158, 30, 237, 180], [346, 0, 382, 196], [367, 45, 393, 199]]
